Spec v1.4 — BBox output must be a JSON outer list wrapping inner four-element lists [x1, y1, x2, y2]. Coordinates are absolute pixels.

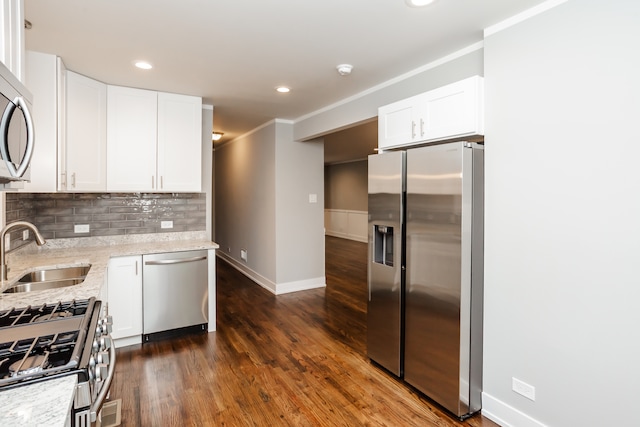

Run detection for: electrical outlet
[[308, 193, 318, 203], [512, 377, 536, 401], [22, 229, 29, 240], [240, 249, 248, 262], [161, 220, 173, 229], [74, 224, 90, 233]]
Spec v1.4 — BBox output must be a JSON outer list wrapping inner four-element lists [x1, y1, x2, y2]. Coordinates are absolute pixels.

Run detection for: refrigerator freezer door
[[367, 150, 405, 376], [404, 141, 483, 417]]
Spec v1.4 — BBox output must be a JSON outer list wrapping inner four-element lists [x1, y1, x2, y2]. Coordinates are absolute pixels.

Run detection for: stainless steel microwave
[[0, 61, 34, 185]]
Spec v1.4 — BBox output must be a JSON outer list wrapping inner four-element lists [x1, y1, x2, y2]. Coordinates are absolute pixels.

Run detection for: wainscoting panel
[[324, 209, 367, 243]]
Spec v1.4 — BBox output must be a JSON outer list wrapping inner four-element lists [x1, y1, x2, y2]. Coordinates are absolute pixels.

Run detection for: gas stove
[[0, 298, 114, 426]]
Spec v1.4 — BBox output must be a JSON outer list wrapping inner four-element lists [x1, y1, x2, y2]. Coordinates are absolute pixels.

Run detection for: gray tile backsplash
[[5, 193, 206, 250]]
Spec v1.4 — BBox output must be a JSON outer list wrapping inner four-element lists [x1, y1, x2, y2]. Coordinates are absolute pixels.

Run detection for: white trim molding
[[324, 209, 368, 243], [482, 392, 548, 427], [484, 0, 568, 37], [217, 251, 325, 295]]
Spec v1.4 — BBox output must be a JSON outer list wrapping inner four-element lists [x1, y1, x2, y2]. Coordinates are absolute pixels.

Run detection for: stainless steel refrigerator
[[367, 141, 484, 419]]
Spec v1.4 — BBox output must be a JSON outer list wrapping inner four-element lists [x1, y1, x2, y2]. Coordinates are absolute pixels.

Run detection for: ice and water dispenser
[[373, 225, 394, 267]]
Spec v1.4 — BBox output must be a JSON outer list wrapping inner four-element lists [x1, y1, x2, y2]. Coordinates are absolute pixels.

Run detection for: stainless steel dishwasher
[[142, 249, 208, 342]]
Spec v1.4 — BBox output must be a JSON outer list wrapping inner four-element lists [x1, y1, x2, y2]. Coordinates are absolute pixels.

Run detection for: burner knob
[[95, 364, 108, 382], [92, 339, 99, 353], [99, 336, 112, 351], [89, 355, 96, 369], [97, 351, 110, 365]]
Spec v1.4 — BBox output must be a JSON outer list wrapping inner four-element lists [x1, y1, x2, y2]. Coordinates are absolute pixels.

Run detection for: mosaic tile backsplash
[[5, 193, 206, 250]]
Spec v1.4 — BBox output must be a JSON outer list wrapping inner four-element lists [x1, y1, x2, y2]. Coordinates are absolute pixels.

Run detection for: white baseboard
[[217, 251, 326, 295], [113, 335, 141, 349], [482, 392, 547, 427]]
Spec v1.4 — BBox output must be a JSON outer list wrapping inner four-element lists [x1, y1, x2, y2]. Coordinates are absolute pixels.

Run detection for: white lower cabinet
[[107, 255, 142, 347]]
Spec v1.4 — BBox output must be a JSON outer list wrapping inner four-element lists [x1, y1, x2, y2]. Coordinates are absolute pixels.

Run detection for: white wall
[[215, 120, 325, 294], [215, 122, 277, 282], [275, 121, 325, 289], [483, 1, 640, 426]]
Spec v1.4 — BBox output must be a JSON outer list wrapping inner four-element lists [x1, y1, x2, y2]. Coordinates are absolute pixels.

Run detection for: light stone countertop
[[0, 231, 219, 309], [0, 231, 219, 425], [0, 375, 77, 427]]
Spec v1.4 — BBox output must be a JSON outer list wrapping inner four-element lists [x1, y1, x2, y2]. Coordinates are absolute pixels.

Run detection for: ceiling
[[24, 0, 547, 161]]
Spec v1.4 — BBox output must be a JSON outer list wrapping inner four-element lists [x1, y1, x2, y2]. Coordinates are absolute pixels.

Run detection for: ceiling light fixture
[[134, 61, 153, 70], [405, 0, 436, 7], [336, 64, 353, 76], [276, 86, 290, 93], [212, 132, 224, 141]]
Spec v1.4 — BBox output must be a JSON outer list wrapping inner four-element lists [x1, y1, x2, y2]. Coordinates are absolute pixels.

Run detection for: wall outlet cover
[[74, 224, 90, 233], [161, 220, 174, 229], [512, 377, 536, 401]]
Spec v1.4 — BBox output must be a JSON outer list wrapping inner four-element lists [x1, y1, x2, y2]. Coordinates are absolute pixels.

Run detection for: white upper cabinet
[[106, 85, 158, 191], [107, 86, 202, 192], [157, 92, 202, 192], [0, 0, 25, 81], [378, 76, 484, 150], [22, 51, 59, 192], [64, 71, 107, 191]]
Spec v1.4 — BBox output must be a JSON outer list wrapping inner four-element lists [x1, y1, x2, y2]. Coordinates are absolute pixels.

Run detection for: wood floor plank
[[109, 236, 498, 426]]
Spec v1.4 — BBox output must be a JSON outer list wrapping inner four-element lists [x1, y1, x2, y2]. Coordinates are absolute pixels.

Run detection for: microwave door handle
[[0, 97, 34, 178], [0, 103, 13, 174], [14, 97, 34, 177]]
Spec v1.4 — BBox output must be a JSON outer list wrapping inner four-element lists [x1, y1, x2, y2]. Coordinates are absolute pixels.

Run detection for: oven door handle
[[90, 336, 116, 423]]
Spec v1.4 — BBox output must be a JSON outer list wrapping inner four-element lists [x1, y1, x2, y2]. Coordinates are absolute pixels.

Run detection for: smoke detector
[[336, 64, 353, 76]]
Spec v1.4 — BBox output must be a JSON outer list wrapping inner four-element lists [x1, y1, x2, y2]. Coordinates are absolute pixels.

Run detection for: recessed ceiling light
[[134, 61, 153, 70], [211, 132, 224, 141], [276, 86, 290, 93], [405, 0, 436, 7]]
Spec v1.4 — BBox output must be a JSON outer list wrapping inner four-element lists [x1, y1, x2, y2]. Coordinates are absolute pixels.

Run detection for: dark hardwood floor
[[109, 236, 498, 426]]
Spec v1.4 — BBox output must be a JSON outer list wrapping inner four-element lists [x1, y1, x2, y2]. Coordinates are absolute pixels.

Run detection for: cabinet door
[[22, 51, 58, 192], [107, 85, 157, 191], [0, 0, 24, 80], [157, 92, 202, 191], [66, 71, 107, 191], [378, 96, 418, 150], [421, 76, 484, 142], [107, 255, 143, 342]]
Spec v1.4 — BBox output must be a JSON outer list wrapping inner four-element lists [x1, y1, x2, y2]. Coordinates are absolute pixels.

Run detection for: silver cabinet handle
[[160, 175, 163, 189], [135, 260, 138, 276], [72, 172, 76, 187], [152, 175, 155, 189], [411, 120, 416, 139], [144, 256, 207, 266]]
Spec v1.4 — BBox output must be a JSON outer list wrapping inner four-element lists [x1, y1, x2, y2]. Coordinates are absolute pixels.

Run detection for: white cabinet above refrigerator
[[378, 76, 484, 150]]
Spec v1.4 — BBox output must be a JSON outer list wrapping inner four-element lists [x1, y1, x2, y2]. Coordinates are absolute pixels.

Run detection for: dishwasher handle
[[144, 255, 207, 266]]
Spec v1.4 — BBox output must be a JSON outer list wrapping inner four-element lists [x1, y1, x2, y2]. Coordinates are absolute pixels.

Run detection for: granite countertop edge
[[0, 231, 218, 309]]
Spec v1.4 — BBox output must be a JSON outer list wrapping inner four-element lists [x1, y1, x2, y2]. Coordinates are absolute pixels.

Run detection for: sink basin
[[3, 265, 91, 294]]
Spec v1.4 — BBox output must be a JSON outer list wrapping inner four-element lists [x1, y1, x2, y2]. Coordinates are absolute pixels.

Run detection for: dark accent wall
[[5, 192, 206, 250], [324, 160, 368, 211]]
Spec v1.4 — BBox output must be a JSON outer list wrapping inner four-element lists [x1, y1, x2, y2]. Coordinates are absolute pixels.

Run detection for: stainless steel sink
[[3, 265, 91, 294]]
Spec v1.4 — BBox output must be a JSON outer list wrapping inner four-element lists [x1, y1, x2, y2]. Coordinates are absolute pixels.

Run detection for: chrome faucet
[[1, 221, 47, 282]]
